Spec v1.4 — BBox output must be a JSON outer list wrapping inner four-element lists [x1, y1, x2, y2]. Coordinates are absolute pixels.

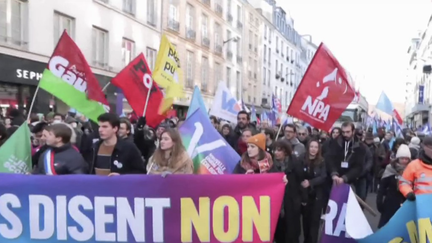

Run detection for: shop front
[[0, 53, 116, 117]]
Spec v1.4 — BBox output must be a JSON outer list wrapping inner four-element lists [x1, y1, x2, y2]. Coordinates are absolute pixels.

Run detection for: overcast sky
[[280, 0, 432, 104]]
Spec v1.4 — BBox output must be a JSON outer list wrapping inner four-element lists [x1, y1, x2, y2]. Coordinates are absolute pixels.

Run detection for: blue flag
[[179, 108, 239, 174], [376, 92, 394, 115], [187, 86, 207, 119]]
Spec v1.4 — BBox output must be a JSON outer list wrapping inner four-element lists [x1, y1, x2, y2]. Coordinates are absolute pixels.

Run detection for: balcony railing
[[202, 0, 210, 7], [236, 55, 242, 64], [215, 4, 223, 15], [186, 28, 196, 40], [227, 13, 233, 22], [226, 50, 233, 59], [168, 19, 180, 32], [202, 37, 210, 48], [186, 78, 193, 89], [215, 44, 222, 55], [237, 21, 243, 29]]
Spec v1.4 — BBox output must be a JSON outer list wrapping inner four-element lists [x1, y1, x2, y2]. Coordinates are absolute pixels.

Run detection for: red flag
[[51, 31, 108, 105], [111, 53, 165, 128], [393, 109, 403, 125], [287, 43, 355, 131]]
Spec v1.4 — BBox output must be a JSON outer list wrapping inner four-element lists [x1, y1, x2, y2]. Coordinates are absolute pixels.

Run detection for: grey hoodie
[[381, 163, 399, 179], [280, 137, 305, 157]]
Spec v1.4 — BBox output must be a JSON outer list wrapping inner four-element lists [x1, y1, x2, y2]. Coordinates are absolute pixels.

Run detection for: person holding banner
[[300, 139, 327, 243], [325, 121, 366, 185], [272, 139, 306, 243], [146, 128, 194, 175], [233, 133, 277, 174], [399, 136, 432, 200], [33, 123, 88, 175], [377, 144, 411, 228]]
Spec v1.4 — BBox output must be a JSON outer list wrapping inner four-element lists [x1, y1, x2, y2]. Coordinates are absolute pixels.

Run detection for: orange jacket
[[399, 159, 432, 197]]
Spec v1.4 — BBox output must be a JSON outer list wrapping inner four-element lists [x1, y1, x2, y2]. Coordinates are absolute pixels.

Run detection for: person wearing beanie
[[399, 136, 432, 202], [233, 133, 278, 174], [377, 144, 411, 228], [408, 136, 421, 160]]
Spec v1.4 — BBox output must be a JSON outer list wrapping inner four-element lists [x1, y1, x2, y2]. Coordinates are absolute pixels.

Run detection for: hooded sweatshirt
[[280, 137, 305, 158]]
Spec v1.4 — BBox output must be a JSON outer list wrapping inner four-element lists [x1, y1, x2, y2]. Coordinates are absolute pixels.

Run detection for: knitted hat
[[247, 133, 266, 151], [396, 144, 411, 159], [410, 137, 421, 146]]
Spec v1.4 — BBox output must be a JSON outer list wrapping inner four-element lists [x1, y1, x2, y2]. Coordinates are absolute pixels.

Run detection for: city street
[[364, 193, 379, 232]]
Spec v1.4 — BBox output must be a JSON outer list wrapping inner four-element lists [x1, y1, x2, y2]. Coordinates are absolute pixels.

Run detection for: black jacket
[[300, 156, 327, 200], [275, 155, 307, 242], [134, 128, 156, 169], [360, 143, 373, 178], [33, 144, 88, 175], [377, 164, 405, 228], [228, 123, 257, 150], [325, 137, 366, 183], [86, 138, 145, 174]]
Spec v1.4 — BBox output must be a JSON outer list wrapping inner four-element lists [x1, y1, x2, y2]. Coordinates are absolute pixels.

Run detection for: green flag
[[0, 123, 32, 174], [39, 31, 109, 122]]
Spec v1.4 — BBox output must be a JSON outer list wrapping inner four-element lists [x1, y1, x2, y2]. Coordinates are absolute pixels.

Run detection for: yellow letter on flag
[[152, 34, 185, 113]]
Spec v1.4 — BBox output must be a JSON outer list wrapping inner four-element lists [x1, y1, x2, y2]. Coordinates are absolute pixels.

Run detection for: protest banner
[[0, 173, 284, 243], [180, 108, 240, 174], [320, 184, 372, 243], [351, 193, 432, 243]]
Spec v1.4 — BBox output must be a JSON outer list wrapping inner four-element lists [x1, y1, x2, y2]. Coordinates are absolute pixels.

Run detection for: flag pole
[[142, 88, 152, 117], [26, 85, 41, 121], [101, 82, 110, 92], [275, 118, 285, 139]]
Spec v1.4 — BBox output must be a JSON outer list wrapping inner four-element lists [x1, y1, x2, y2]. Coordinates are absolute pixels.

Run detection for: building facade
[[0, 0, 162, 115], [405, 15, 432, 128], [251, 0, 305, 112], [241, 0, 262, 110], [162, 0, 247, 117]]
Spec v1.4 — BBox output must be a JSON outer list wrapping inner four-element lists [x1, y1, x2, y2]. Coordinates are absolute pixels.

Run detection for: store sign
[[16, 69, 43, 81], [419, 84, 424, 104], [0, 54, 46, 85]]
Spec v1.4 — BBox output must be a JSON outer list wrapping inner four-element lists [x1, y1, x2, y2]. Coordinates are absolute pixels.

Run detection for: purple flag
[[116, 89, 124, 116], [320, 184, 357, 243]]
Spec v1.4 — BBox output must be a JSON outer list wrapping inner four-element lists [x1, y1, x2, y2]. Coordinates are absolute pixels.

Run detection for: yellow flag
[[153, 34, 185, 102]]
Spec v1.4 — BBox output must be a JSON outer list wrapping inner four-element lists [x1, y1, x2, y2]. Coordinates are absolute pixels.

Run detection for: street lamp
[[223, 36, 240, 45]]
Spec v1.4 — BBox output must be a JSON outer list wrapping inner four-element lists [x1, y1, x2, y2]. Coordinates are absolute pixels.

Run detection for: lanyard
[[344, 141, 350, 161]]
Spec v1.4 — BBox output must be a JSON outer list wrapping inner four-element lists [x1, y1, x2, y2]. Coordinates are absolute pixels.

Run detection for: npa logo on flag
[[210, 82, 242, 124], [287, 43, 355, 131]]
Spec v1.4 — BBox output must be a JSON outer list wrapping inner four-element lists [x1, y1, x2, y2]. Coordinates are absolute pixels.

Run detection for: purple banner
[[116, 89, 124, 116], [320, 184, 357, 243]]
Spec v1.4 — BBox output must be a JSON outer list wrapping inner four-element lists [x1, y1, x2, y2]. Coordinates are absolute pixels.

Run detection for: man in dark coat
[[325, 122, 366, 185]]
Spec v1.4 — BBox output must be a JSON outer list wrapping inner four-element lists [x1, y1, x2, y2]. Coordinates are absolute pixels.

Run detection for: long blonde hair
[[152, 128, 186, 167]]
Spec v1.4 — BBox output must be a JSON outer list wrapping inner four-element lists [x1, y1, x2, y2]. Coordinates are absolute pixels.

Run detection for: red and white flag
[[287, 43, 356, 131], [393, 109, 403, 125]]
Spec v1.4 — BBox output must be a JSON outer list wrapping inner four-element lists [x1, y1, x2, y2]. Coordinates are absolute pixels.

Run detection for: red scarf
[[240, 152, 274, 173]]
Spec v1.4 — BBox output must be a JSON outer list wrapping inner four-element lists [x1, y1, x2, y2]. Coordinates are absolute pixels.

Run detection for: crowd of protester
[[0, 108, 427, 243]]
